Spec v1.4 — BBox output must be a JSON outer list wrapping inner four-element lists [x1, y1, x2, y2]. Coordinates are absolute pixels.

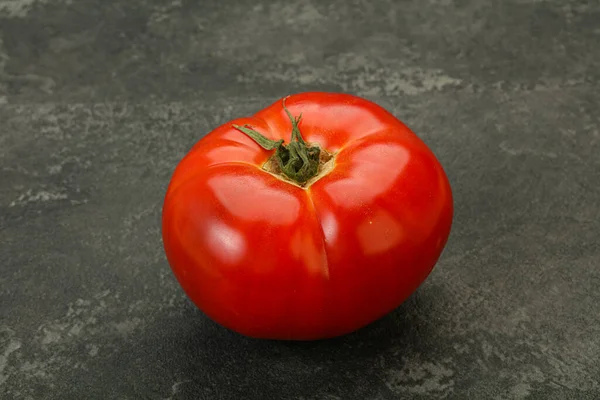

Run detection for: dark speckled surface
[[1, 0, 600, 399]]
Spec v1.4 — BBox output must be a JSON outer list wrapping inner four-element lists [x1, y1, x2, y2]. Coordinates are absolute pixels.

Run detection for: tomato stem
[[233, 99, 321, 185], [232, 125, 284, 150]]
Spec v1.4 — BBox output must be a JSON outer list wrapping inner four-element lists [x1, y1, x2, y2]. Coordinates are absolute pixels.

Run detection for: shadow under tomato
[[98, 283, 449, 400]]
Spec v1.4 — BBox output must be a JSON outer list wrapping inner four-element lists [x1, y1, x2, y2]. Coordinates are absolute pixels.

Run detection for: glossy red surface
[[162, 92, 453, 340]]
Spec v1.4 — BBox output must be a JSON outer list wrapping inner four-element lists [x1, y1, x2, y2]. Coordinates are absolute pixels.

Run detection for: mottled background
[[1, 0, 599, 399]]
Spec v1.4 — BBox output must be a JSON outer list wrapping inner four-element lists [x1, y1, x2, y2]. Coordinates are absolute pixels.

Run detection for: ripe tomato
[[162, 92, 453, 340]]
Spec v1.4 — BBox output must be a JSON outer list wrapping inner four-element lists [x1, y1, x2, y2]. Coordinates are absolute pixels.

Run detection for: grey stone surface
[[1, 0, 599, 398]]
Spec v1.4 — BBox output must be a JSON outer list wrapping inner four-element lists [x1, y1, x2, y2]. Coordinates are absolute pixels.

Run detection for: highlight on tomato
[[162, 92, 453, 340]]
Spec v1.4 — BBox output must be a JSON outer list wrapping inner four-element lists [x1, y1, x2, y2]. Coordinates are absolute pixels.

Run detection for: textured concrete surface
[[1, 0, 599, 399]]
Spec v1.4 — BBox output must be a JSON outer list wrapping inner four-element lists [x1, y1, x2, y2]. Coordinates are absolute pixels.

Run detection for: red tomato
[[162, 92, 453, 340]]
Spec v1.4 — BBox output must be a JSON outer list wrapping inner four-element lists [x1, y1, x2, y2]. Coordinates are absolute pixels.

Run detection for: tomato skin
[[162, 92, 453, 340]]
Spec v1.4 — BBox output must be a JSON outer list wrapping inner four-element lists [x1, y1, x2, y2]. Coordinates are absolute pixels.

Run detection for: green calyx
[[233, 102, 321, 185]]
